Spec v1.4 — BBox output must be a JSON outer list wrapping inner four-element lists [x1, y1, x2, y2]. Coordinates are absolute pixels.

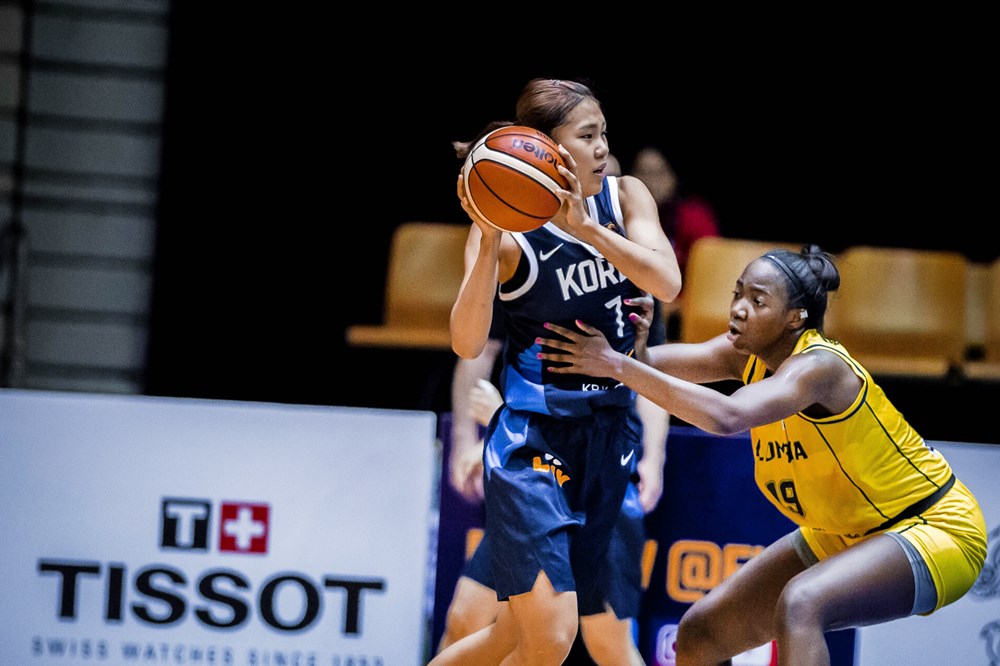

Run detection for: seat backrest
[[964, 261, 989, 356], [680, 237, 801, 343], [824, 246, 967, 371], [382, 222, 469, 328], [983, 257, 1000, 362]]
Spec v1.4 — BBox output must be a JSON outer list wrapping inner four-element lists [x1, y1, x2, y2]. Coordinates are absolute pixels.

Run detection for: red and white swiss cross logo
[[218, 502, 269, 554]]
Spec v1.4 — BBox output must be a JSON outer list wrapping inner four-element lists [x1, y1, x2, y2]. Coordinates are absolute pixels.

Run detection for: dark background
[[144, 15, 996, 443]]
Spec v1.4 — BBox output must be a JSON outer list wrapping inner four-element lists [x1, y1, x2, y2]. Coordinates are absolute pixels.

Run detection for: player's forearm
[[618, 356, 741, 436]]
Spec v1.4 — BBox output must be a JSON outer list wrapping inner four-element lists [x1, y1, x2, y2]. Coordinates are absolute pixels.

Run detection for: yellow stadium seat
[[824, 246, 967, 379], [345, 222, 468, 350], [962, 257, 1000, 381], [680, 237, 801, 343]]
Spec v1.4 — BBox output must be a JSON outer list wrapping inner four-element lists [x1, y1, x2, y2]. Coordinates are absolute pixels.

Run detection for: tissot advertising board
[[0, 390, 437, 665]]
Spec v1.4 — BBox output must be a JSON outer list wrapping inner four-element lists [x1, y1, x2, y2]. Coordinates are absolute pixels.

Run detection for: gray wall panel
[[1, 0, 168, 392], [28, 264, 151, 314], [32, 14, 167, 68], [0, 6, 23, 54], [0, 118, 16, 163], [23, 208, 154, 259], [26, 318, 147, 368], [31, 71, 164, 123], [22, 177, 159, 205], [25, 126, 160, 177], [0, 62, 20, 108]]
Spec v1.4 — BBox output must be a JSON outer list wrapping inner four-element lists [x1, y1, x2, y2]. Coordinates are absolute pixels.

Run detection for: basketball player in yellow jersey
[[538, 244, 987, 666]]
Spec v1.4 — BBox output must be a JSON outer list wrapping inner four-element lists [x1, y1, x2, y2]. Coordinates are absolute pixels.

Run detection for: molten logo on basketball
[[511, 139, 559, 166]]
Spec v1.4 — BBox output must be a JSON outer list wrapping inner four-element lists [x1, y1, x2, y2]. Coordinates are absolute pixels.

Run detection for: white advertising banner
[[855, 440, 1000, 665], [0, 389, 438, 666]]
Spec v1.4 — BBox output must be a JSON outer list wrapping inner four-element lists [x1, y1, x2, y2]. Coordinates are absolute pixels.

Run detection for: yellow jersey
[[742, 329, 954, 538]]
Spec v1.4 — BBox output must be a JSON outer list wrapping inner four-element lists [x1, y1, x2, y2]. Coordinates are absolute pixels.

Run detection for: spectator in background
[[631, 146, 720, 341], [606, 153, 622, 178]]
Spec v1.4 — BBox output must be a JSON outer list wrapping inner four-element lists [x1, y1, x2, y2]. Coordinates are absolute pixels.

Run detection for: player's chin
[[580, 172, 604, 196]]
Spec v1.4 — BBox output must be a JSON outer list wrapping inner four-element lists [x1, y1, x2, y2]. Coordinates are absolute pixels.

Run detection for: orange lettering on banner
[[641, 540, 659, 590], [666, 540, 765, 603], [723, 543, 764, 573], [464, 528, 485, 560]]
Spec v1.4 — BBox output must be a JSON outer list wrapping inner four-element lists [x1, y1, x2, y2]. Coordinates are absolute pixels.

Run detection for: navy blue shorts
[[482, 405, 641, 616], [462, 479, 647, 619], [602, 481, 645, 618]]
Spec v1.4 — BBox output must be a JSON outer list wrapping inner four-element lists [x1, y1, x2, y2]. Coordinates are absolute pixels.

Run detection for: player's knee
[[519, 615, 577, 665], [774, 577, 824, 632], [439, 599, 492, 649], [583, 637, 626, 666], [437, 621, 468, 651], [675, 603, 718, 661], [580, 616, 634, 666]]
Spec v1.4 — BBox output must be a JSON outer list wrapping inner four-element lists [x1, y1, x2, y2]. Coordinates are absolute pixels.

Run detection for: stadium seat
[[824, 246, 967, 379], [680, 237, 801, 343], [345, 222, 468, 350], [962, 256, 1000, 381]]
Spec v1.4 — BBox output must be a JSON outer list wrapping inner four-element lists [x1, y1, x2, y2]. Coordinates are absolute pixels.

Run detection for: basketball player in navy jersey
[[431, 78, 681, 665], [439, 320, 669, 664]]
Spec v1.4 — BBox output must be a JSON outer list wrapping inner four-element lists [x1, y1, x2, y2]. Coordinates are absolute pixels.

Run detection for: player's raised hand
[[469, 379, 503, 427], [625, 295, 655, 363], [537, 320, 625, 379], [550, 144, 593, 235], [456, 173, 502, 240]]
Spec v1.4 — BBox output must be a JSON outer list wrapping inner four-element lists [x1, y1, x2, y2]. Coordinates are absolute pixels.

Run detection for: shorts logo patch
[[532, 453, 570, 486]]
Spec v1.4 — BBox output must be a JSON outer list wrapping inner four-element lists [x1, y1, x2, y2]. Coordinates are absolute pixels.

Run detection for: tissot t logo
[[161, 498, 211, 550], [160, 498, 270, 554]]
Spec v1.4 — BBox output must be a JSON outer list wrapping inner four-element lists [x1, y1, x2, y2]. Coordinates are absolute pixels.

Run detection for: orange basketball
[[462, 125, 569, 233]]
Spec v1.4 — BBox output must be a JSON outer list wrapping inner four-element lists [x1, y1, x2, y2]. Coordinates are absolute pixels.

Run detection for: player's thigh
[[580, 610, 636, 664], [444, 576, 500, 637], [683, 532, 806, 633], [507, 571, 579, 644], [782, 533, 913, 629]]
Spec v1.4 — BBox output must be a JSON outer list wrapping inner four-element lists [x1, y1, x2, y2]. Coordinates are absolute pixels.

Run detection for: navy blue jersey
[[498, 176, 642, 418]]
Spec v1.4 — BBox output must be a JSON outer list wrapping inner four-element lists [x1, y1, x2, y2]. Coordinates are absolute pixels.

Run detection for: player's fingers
[[572, 319, 601, 335], [537, 337, 569, 351], [538, 350, 576, 365], [541, 322, 579, 339], [555, 146, 581, 188], [557, 143, 577, 169], [624, 294, 655, 315], [628, 312, 650, 332], [542, 358, 576, 373], [555, 165, 580, 195]]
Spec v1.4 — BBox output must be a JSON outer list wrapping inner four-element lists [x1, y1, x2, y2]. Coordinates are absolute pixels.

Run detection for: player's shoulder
[[783, 340, 854, 387], [614, 174, 648, 198], [614, 174, 657, 217]]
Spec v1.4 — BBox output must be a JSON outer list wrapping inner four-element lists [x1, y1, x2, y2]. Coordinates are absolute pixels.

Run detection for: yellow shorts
[[799, 479, 987, 614]]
